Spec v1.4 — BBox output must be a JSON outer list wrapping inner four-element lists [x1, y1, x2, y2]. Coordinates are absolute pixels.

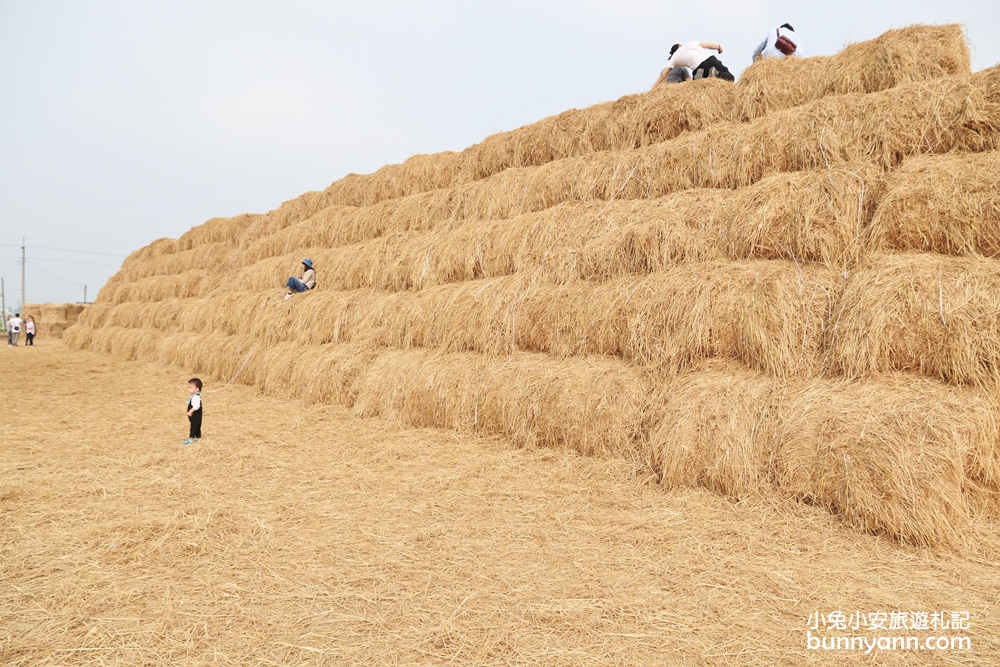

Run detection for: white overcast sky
[[1, 0, 998, 306]]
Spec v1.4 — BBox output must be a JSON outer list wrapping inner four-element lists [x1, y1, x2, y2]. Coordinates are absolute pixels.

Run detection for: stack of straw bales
[[67, 25, 1000, 548], [20, 303, 86, 339]]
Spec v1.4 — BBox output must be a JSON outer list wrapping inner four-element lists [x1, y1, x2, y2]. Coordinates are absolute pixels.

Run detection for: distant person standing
[[25, 315, 36, 346], [8, 313, 21, 346], [652, 40, 735, 88], [184, 377, 203, 445], [752, 23, 800, 61]]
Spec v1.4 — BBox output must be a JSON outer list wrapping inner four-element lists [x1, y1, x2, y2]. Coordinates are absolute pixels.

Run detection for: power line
[[0, 255, 120, 267], [31, 245, 129, 258], [1, 243, 129, 257], [29, 255, 122, 267], [27, 259, 85, 287]]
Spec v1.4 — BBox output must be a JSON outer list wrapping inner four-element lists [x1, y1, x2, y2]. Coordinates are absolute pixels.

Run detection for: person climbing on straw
[[652, 40, 735, 87], [284, 258, 316, 299]]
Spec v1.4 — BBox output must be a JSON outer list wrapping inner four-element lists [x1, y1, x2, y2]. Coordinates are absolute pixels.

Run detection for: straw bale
[[457, 79, 738, 181], [175, 195, 335, 252], [263, 189, 342, 234], [256, 260, 837, 377], [202, 257, 294, 296], [81, 325, 151, 360], [646, 365, 1000, 546], [718, 165, 877, 266], [279, 197, 720, 295], [237, 191, 462, 267], [736, 24, 970, 120], [61, 321, 93, 349], [19, 303, 87, 338], [123, 236, 178, 263], [409, 195, 727, 288], [868, 151, 1000, 255], [119, 241, 239, 281], [176, 216, 237, 251], [73, 301, 112, 329], [582, 261, 838, 377], [720, 77, 988, 183], [778, 375, 999, 547], [286, 340, 382, 406], [973, 63, 1000, 100], [320, 152, 463, 208], [154, 330, 257, 382], [103, 269, 209, 304], [239, 205, 360, 263], [402, 79, 987, 226], [353, 349, 651, 456], [649, 363, 782, 498], [283, 167, 871, 296], [215, 163, 867, 303], [828, 253, 1000, 386]]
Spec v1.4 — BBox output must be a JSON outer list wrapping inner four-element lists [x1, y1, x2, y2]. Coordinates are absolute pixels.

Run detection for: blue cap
[[302, 258, 313, 269]]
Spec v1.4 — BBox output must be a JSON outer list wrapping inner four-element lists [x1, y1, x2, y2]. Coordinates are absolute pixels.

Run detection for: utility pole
[[83, 285, 87, 304], [20, 237, 26, 310], [1, 277, 6, 320]]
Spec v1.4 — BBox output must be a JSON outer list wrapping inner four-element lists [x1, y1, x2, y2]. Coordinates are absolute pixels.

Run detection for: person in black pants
[[652, 40, 735, 87], [184, 377, 203, 444]]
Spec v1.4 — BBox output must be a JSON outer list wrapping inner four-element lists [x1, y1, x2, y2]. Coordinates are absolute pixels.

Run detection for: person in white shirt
[[652, 40, 735, 88], [752, 23, 800, 61], [8, 313, 22, 346]]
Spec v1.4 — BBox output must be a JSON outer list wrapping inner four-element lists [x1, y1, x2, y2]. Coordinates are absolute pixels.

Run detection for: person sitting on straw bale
[[652, 40, 735, 88], [284, 258, 316, 299], [752, 23, 800, 61]]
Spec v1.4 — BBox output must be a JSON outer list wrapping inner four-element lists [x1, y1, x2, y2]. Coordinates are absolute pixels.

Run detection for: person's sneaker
[[284, 292, 293, 300], [182, 438, 200, 445]]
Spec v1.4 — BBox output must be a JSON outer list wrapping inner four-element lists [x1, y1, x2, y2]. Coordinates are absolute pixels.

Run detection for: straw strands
[[251, 166, 870, 291], [86, 258, 838, 379], [353, 349, 652, 456], [868, 151, 1000, 255], [778, 376, 999, 547], [828, 253, 1000, 386], [649, 364, 1000, 547], [105, 162, 872, 304]]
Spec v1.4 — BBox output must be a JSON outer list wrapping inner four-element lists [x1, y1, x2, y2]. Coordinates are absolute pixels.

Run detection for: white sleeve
[[752, 38, 767, 61]]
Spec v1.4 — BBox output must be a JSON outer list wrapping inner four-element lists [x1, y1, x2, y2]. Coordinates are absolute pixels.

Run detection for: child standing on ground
[[184, 378, 203, 444]]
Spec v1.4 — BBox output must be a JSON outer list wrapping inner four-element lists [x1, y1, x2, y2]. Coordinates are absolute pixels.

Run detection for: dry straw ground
[[2, 342, 998, 665]]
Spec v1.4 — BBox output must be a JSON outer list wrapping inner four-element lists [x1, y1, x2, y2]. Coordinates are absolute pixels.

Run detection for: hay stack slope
[[68, 26, 1000, 549]]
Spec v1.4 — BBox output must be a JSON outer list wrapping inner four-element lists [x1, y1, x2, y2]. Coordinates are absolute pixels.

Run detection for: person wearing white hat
[[285, 258, 316, 298]]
